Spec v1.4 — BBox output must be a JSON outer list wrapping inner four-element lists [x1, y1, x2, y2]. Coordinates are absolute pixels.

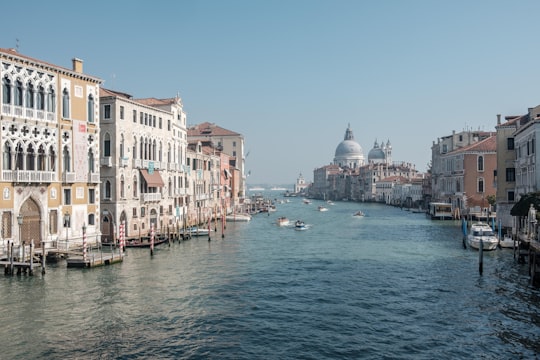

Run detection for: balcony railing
[[2, 170, 57, 183], [119, 157, 129, 167], [100, 157, 112, 167], [62, 172, 76, 183], [1, 104, 55, 122], [88, 172, 100, 183], [142, 192, 162, 202]]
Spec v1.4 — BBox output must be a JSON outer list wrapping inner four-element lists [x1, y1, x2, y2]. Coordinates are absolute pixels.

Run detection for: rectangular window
[[159, 117, 162, 129], [120, 106, 124, 120], [478, 178, 484, 193], [89, 189, 95, 204], [508, 191, 515, 202], [140, 112, 143, 124], [507, 138, 514, 150], [104, 104, 111, 119], [133, 110, 137, 123], [133, 207, 137, 218], [63, 189, 71, 205], [506, 168, 515, 182]]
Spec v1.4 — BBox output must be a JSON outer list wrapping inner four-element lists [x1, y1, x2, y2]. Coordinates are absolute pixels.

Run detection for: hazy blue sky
[[2, 1, 540, 185]]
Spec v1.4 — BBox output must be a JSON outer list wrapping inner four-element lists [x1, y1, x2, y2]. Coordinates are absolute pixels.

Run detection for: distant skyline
[[3, 1, 540, 185]]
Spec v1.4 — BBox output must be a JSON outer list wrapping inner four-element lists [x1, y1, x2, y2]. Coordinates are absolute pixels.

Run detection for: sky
[[2, 1, 540, 186]]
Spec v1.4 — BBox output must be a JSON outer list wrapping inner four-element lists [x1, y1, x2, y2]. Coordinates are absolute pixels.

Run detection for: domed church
[[333, 124, 365, 168], [367, 139, 392, 164]]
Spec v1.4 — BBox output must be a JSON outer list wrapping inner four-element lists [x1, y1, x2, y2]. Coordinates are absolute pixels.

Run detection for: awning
[[140, 169, 164, 187], [224, 168, 231, 179]]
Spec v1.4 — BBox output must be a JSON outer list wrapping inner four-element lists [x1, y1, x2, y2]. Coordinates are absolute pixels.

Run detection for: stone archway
[[101, 215, 114, 244], [20, 198, 42, 248]]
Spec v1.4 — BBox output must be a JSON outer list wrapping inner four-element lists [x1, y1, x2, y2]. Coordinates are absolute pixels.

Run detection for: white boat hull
[[226, 214, 252, 222]]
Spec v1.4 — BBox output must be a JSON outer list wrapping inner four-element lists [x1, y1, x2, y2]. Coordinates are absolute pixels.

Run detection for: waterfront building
[[187, 122, 246, 205], [99, 88, 187, 241], [311, 164, 341, 200], [294, 173, 309, 194], [513, 105, 540, 200], [495, 114, 520, 230], [0, 48, 101, 250], [430, 130, 493, 208], [432, 132, 496, 217]]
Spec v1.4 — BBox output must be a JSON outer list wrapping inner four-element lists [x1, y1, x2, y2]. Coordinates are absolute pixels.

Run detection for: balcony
[[3, 170, 56, 183], [100, 156, 112, 167], [88, 172, 100, 184], [62, 171, 76, 183], [1, 104, 55, 123], [142, 192, 162, 202], [119, 157, 129, 167], [174, 188, 187, 196]]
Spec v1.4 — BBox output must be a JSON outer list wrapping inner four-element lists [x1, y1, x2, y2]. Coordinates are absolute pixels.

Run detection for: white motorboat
[[276, 217, 290, 226], [182, 227, 213, 237], [318, 206, 328, 212], [295, 220, 307, 230], [499, 235, 515, 248], [353, 211, 365, 217], [225, 213, 252, 222], [467, 222, 499, 250]]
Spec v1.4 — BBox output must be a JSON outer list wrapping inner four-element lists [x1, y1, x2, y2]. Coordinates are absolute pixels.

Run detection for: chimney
[[497, 114, 501, 125], [72, 58, 83, 73]]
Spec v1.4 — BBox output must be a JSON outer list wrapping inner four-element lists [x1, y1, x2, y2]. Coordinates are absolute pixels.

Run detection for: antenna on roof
[[15, 38, 19, 52]]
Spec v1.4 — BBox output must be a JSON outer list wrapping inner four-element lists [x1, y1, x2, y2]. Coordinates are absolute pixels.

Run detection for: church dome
[[368, 140, 386, 162], [333, 125, 364, 168], [335, 140, 363, 158]]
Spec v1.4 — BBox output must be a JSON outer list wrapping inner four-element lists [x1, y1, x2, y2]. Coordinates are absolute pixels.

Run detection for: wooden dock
[[66, 252, 123, 268]]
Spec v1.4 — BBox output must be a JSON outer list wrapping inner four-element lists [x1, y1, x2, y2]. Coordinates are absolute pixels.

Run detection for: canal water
[[1, 196, 539, 359]]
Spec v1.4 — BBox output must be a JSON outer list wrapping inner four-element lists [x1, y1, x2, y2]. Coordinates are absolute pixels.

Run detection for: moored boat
[[318, 206, 328, 212], [353, 211, 365, 217], [499, 235, 515, 248], [467, 222, 499, 250], [225, 213, 252, 222]]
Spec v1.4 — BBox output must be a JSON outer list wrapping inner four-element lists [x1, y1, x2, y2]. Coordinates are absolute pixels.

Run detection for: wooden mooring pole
[[479, 239, 484, 275]]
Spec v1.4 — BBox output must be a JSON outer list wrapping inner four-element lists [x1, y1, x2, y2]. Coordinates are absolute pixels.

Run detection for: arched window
[[3, 143, 12, 170], [15, 80, 23, 106], [167, 144, 171, 163], [132, 137, 137, 160], [49, 146, 56, 171], [37, 145, 46, 171], [87, 94, 94, 123], [37, 85, 45, 110], [62, 88, 70, 118], [47, 86, 55, 113], [139, 137, 144, 159], [120, 135, 125, 158], [103, 133, 111, 157], [168, 178, 172, 197], [105, 180, 111, 199], [15, 142, 23, 170], [26, 143, 35, 170], [478, 177, 484, 193], [477, 156, 484, 172], [133, 175, 137, 197], [63, 145, 71, 172], [120, 175, 125, 198], [88, 148, 95, 173], [2, 77, 11, 104], [26, 82, 35, 108]]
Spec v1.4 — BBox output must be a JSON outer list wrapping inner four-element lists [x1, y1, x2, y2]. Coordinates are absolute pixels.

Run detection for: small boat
[[180, 227, 213, 237], [467, 222, 499, 251], [353, 211, 365, 217], [326, 200, 335, 205], [318, 206, 328, 212], [225, 213, 252, 222], [295, 220, 307, 230], [276, 217, 290, 226], [303, 199, 311, 204], [499, 235, 515, 248], [125, 236, 169, 248]]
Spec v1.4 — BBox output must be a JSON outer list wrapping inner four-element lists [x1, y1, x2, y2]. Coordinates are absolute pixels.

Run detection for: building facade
[[1, 48, 101, 249]]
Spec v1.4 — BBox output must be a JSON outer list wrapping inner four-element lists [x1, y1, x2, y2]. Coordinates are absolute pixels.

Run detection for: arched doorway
[[20, 198, 42, 248], [150, 208, 158, 233], [101, 215, 114, 244]]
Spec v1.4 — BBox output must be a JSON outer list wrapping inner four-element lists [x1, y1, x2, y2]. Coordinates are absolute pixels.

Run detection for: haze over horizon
[[2, 1, 539, 185]]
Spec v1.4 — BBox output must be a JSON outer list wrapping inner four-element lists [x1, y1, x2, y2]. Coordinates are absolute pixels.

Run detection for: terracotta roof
[[188, 122, 240, 137], [379, 175, 409, 183], [100, 88, 133, 99], [450, 135, 496, 154], [135, 97, 176, 107]]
